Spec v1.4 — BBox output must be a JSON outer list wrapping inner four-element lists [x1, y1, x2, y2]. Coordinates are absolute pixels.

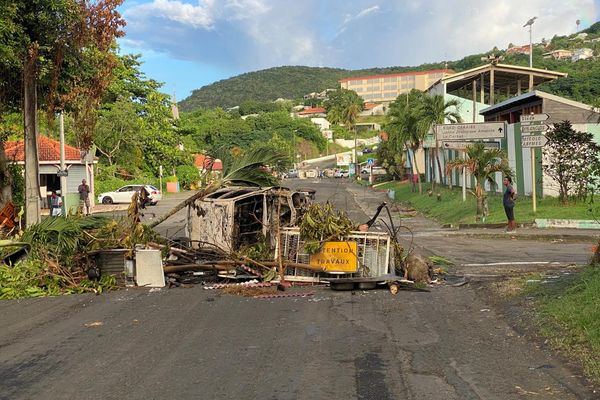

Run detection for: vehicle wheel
[[102, 197, 113, 204]]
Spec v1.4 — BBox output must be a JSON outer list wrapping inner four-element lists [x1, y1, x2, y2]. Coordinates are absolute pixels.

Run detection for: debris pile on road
[[0, 199, 160, 299], [299, 203, 355, 254]]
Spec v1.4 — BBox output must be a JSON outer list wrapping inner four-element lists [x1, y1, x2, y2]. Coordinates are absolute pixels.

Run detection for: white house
[[310, 117, 330, 131], [572, 48, 594, 62]]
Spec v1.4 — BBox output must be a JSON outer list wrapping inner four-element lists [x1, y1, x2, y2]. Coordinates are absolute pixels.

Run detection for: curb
[[446, 231, 598, 243]]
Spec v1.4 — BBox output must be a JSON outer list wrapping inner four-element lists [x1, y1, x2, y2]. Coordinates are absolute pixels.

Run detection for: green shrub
[[9, 164, 24, 209], [176, 165, 200, 190]]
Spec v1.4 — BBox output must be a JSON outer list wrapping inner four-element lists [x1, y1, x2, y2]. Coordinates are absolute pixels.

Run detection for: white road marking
[[461, 261, 565, 267]]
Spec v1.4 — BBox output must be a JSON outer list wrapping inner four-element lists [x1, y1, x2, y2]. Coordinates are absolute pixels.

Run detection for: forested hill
[[180, 21, 600, 111], [178, 64, 447, 111]]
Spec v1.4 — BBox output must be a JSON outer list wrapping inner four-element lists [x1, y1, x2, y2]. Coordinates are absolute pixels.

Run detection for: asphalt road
[[0, 179, 597, 399]]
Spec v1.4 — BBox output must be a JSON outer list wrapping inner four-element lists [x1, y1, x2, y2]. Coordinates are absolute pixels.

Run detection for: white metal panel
[[135, 249, 165, 287]]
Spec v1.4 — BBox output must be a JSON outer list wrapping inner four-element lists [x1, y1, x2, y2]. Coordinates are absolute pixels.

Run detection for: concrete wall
[[334, 137, 380, 148]]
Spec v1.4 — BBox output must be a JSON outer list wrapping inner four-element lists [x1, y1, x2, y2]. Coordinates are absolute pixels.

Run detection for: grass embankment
[[379, 181, 595, 225], [534, 266, 600, 381]]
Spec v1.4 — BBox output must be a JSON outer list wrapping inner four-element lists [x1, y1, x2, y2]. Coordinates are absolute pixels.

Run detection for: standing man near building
[[503, 176, 517, 232], [78, 179, 91, 215], [50, 191, 62, 217]]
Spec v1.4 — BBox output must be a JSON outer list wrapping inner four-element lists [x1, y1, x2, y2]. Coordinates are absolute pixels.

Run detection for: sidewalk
[[347, 183, 599, 244]]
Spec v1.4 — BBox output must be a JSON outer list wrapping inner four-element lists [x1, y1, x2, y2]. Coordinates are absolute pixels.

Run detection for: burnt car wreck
[[187, 187, 313, 253]]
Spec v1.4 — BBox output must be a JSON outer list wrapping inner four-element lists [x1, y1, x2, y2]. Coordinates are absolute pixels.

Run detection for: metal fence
[[279, 228, 392, 282]]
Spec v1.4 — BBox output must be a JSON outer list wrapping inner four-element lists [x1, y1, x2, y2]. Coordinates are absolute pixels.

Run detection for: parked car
[[361, 167, 387, 176], [97, 184, 162, 205], [362, 147, 374, 154], [284, 169, 298, 179], [323, 168, 336, 178], [334, 170, 349, 178]]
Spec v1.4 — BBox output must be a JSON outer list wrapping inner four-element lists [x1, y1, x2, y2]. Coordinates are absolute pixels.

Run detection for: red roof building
[[194, 154, 223, 171], [506, 45, 530, 55], [5, 136, 82, 163], [297, 107, 327, 116]]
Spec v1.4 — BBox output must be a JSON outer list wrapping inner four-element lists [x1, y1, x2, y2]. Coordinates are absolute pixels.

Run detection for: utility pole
[[523, 17, 537, 68], [59, 112, 67, 215], [23, 53, 40, 227]]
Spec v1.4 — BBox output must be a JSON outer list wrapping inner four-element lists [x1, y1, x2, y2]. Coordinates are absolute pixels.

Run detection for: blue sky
[[119, 0, 600, 101]]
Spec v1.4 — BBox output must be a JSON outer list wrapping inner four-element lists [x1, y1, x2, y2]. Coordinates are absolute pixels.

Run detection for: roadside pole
[[531, 147, 536, 213], [59, 112, 67, 215], [159, 165, 163, 194], [520, 113, 550, 214], [462, 151, 466, 202]]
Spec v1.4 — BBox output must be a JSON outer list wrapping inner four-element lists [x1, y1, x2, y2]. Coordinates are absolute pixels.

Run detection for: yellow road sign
[[309, 241, 358, 273]]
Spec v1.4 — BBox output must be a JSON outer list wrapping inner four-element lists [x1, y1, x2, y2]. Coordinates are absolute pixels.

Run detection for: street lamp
[[523, 17, 537, 68]]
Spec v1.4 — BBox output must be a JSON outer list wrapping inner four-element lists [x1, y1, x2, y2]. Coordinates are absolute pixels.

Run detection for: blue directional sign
[[367, 158, 374, 166]]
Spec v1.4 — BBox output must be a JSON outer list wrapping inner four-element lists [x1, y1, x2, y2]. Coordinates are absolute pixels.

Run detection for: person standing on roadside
[[78, 179, 91, 215], [50, 191, 62, 217], [503, 176, 516, 232]]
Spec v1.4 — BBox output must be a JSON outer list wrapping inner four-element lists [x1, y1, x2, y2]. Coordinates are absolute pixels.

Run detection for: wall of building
[[341, 71, 448, 103], [543, 99, 600, 124], [445, 94, 487, 123]]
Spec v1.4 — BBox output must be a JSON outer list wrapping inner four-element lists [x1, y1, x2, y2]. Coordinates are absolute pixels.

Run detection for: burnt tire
[[102, 196, 113, 204]]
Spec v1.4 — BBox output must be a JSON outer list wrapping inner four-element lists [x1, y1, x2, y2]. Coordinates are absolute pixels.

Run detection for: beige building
[[542, 49, 573, 60], [339, 69, 453, 102]]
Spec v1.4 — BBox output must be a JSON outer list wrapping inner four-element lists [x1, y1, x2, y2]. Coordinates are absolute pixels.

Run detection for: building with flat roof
[[339, 69, 453, 103]]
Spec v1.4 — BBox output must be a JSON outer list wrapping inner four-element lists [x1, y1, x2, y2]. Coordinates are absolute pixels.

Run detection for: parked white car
[[97, 185, 162, 205]]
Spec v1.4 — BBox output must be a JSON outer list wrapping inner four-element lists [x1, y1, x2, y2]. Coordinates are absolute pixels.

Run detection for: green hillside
[[179, 64, 448, 111], [180, 22, 600, 112]]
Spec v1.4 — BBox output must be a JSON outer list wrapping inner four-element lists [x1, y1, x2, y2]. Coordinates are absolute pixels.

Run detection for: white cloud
[[343, 5, 380, 24], [122, 0, 598, 74], [125, 0, 215, 29]]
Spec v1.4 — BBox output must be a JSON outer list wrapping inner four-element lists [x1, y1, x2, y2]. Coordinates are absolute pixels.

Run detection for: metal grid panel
[[279, 228, 392, 280]]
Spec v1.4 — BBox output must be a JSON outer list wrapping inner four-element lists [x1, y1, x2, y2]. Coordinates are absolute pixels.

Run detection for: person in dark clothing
[[78, 179, 91, 215], [503, 176, 516, 232]]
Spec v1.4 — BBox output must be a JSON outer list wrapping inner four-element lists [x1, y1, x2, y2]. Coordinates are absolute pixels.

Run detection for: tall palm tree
[[446, 143, 512, 221], [386, 90, 427, 193], [146, 147, 288, 229], [325, 89, 363, 174], [417, 95, 462, 188]]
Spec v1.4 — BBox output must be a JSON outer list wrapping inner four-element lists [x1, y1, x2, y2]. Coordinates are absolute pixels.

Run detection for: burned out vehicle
[[187, 187, 313, 252]]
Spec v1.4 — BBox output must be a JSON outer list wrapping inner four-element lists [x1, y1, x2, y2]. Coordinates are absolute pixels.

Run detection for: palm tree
[[386, 90, 427, 193], [146, 147, 288, 229], [325, 89, 363, 174], [445, 143, 512, 221], [417, 95, 462, 189]]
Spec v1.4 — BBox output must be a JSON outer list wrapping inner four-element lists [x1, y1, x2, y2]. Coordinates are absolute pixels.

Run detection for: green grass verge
[[535, 266, 600, 381], [378, 181, 595, 224]]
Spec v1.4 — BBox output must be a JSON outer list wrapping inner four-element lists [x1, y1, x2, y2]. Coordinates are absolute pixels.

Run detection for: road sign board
[[367, 158, 374, 166], [521, 135, 548, 148], [521, 124, 550, 134], [435, 122, 506, 141], [56, 170, 68, 177], [441, 141, 500, 151], [520, 113, 549, 123], [310, 241, 358, 273]]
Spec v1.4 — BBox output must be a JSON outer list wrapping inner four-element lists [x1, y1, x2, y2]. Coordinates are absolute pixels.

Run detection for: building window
[[384, 84, 397, 91]]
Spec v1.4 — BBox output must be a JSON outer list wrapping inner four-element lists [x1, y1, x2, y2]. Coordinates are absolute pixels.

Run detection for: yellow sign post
[[309, 241, 358, 273]]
